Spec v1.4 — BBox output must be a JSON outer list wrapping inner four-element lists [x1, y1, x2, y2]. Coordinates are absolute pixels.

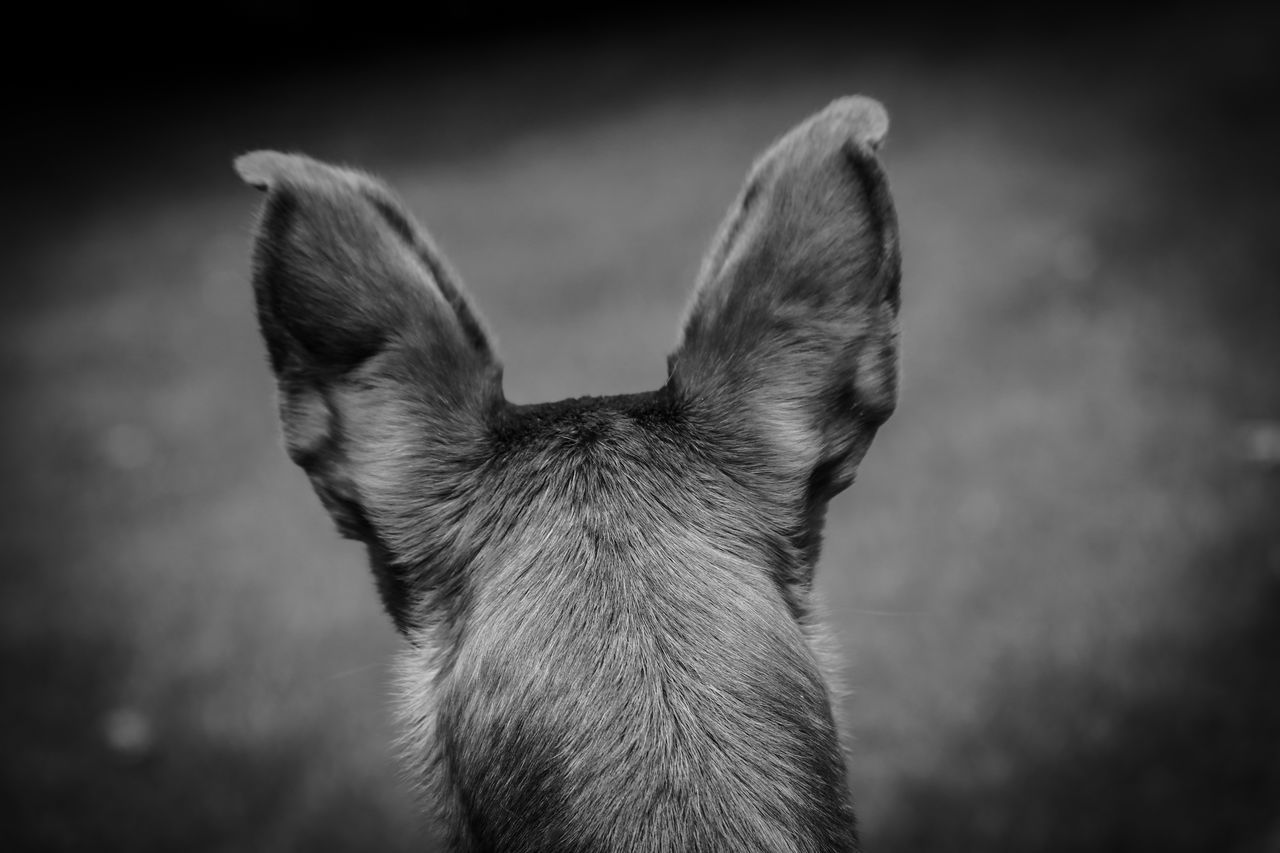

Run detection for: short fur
[[234, 95, 901, 852]]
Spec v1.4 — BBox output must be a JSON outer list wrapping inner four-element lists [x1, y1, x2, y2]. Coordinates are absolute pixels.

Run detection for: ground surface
[[4, 12, 1279, 851]]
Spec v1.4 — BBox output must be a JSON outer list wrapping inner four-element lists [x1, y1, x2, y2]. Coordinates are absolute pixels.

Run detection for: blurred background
[[4, 4, 1279, 850]]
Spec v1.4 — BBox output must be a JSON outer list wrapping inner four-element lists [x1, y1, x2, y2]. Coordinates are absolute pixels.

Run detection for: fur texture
[[234, 95, 901, 852]]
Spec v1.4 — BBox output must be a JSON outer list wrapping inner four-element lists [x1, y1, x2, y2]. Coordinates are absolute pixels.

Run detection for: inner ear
[[241, 152, 496, 377]]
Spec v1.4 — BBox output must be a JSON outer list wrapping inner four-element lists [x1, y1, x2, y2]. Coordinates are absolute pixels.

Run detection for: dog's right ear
[[235, 151, 502, 629], [669, 97, 901, 512]]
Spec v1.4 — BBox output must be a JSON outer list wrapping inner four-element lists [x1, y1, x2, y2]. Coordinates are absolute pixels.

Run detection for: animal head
[[235, 95, 900, 850]]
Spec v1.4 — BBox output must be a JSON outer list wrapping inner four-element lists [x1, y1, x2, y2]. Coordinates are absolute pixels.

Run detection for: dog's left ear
[[669, 97, 901, 503], [234, 151, 502, 630]]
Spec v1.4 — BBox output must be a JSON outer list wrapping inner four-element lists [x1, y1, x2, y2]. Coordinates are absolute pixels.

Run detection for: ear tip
[[825, 95, 890, 150], [234, 150, 303, 191]]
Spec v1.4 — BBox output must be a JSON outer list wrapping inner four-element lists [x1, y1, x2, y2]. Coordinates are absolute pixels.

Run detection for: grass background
[[4, 8, 1279, 850]]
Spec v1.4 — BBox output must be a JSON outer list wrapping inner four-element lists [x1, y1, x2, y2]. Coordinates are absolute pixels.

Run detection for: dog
[[234, 95, 900, 852]]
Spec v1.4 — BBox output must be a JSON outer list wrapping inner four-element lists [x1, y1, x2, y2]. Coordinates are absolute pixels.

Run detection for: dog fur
[[234, 95, 901, 852]]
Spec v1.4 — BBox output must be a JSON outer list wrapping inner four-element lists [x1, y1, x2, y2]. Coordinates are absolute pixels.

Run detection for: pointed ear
[[234, 151, 502, 629], [669, 97, 901, 501]]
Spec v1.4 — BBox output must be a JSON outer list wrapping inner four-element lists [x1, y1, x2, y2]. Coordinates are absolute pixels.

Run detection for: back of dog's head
[[235, 95, 900, 852]]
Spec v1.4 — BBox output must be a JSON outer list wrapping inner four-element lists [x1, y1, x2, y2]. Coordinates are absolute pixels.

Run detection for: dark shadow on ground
[[870, 508, 1280, 852]]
